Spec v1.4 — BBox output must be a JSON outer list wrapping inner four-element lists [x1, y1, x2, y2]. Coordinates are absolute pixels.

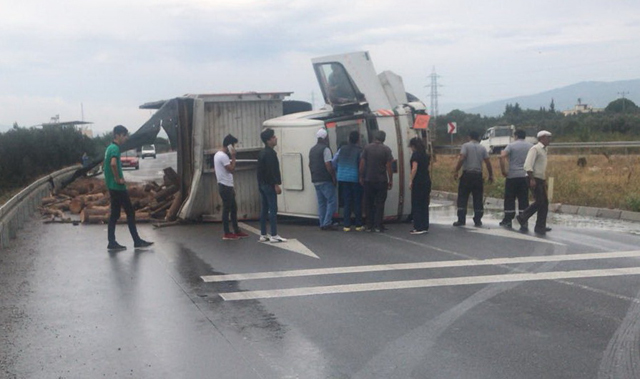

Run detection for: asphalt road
[[3, 153, 640, 378]]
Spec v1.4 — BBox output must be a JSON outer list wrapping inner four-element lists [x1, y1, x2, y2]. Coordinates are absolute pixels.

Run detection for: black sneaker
[[452, 221, 465, 227], [107, 242, 126, 251], [499, 220, 512, 228], [474, 220, 483, 227], [134, 239, 154, 248]]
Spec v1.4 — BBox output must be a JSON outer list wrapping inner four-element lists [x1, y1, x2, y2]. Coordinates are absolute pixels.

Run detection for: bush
[[0, 124, 97, 194]]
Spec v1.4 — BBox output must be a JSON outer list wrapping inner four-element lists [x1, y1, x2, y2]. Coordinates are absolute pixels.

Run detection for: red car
[[120, 149, 140, 170]]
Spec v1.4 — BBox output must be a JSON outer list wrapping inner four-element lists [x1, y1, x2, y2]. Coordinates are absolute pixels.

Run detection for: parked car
[[121, 149, 140, 170], [141, 144, 156, 159]]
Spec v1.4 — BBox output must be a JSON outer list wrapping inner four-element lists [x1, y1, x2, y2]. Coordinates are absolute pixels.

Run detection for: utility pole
[[618, 91, 629, 112], [426, 67, 442, 142]]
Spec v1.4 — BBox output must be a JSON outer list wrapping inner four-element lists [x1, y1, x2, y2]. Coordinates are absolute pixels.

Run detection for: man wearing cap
[[309, 128, 337, 230], [214, 134, 250, 241], [499, 129, 533, 230], [452, 130, 494, 227], [517, 130, 552, 235]]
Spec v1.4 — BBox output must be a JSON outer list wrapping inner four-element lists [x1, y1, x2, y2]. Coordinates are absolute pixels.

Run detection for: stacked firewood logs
[[40, 167, 181, 224]]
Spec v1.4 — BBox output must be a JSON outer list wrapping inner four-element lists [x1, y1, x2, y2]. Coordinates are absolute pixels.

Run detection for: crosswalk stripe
[[202, 250, 640, 282], [219, 266, 640, 301]]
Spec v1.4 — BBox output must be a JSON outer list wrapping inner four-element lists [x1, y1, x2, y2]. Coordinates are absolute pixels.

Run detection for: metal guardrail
[[434, 141, 640, 152], [0, 165, 80, 248], [549, 141, 640, 149]]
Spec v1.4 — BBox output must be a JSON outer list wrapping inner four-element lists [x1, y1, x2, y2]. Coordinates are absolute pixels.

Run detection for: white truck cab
[[480, 125, 538, 154], [264, 51, 430, 221]]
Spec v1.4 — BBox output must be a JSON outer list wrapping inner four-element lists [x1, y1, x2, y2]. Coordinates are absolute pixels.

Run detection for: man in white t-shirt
[[214, 134, 249, 240]]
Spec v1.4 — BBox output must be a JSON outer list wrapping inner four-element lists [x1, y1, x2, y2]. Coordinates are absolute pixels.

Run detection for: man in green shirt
[[104, 125, 153, 251]]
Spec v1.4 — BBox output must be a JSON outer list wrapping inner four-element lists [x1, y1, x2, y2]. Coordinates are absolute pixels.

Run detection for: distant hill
[[464, 79, 640, 116]]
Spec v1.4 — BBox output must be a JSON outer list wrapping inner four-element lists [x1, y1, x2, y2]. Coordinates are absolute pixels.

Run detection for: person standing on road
[[309, 128, 338, 231], [335, 131, 364, 232], [103, 125, 153, 251], [214, 134, 250, 241], [408, 137, 431, 235], [517, 130, 552, 235], [257, 128, 287, 243], [499, 129, 533, 230], [452, 130, 494, 227], [359, 130, 394, 232]]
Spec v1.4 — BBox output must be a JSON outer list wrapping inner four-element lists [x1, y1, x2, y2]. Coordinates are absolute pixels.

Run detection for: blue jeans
[[259, 184, 278, 236], [340, 181, 363, 227], [314, 182, 337, 228]]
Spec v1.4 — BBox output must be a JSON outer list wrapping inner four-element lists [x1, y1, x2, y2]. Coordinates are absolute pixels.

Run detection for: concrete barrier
[[0, 165, 80, 249]]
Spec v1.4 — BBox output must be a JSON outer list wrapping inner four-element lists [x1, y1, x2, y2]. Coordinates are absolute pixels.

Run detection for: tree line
[[434, 97, 640, 145], [0, 124, 169, 197]]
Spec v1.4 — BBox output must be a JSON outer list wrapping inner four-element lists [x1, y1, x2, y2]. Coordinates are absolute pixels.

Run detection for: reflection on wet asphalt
[[3, 199, 640, 378]]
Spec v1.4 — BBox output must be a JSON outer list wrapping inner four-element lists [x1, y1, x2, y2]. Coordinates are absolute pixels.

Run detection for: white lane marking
[[220, 266, 640, 301], [464, 226, 567, 246], [238, 222, 319, 259], [202, 250, 640, 282]]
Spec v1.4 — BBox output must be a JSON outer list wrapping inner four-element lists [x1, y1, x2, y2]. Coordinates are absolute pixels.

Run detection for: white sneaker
[[259, 235, 271, 242], [270, 235, 287, 243]]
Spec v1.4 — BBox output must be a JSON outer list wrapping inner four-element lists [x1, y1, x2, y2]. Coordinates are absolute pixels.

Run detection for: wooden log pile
[[40, 167, 182, 225]]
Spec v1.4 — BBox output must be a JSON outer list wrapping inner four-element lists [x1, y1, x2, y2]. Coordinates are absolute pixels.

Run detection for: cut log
[[128, 186, 146, 199], [50, 201, 71, 212], [144, 182, 162, 192], [165, 192, 183, 222], [79, 193, 104, 203], [154, 185, 178, 202], [163, 167, 180, 186], [69, 198, 85, 214], [81, 208, 110, 224], [151, 198, 173, 212], [60, 189, 79, 198], [134, 197, 153, 210], [41, 196, 58, 206], [151, 200, 173, 218], [90, 196, 111, 207], [40, 207, 66, 219]]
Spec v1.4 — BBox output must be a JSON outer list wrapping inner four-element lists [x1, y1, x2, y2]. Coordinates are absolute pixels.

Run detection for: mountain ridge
[[461, 79, 640, 116]]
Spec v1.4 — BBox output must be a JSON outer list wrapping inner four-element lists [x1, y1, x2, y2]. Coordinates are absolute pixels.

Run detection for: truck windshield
[[315, 63, 359, 105]]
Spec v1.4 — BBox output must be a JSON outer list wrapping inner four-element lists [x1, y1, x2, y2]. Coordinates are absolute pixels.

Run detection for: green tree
[[605, 98, 639, 113]]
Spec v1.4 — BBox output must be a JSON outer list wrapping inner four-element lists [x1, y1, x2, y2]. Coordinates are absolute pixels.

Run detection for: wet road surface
[[3, 202, 640, 378]]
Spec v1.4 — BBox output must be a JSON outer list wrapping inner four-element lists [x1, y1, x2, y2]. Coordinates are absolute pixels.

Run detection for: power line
[[426, 66, 442, 140]]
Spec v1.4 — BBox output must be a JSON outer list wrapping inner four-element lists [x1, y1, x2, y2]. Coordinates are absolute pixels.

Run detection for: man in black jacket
[[309, 128, 337, 230], [257, 128, 287, 243]]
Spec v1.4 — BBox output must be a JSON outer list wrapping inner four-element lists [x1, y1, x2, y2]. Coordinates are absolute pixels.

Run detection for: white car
[[141, 144, 156, 159]]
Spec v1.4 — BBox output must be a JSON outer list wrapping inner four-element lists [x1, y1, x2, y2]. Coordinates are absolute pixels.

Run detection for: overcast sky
[[1, 0, 639, 135]]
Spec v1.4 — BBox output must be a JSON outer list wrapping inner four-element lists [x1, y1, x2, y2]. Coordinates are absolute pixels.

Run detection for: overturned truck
[[67, 51, 431, 224]]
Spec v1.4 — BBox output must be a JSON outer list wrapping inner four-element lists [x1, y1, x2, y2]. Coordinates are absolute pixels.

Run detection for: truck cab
[[264, 51, 430, 221], [480, 125, 514, 154], [480, 125, 539, 154]]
